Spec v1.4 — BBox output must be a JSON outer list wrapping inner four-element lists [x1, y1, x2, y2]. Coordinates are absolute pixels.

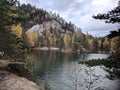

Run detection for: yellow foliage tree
[[98, 39, 102, 49], [63, 34, 70, 49], [11, 23, 23, 37], [25, 31, 38, 48], [110, 37, 118, 51], [103, 38, 110, 50], [88, 39, 94, 50], [11, 23, 24, 49]]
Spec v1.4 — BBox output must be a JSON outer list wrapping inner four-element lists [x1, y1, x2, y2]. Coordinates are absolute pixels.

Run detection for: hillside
[[18, 4, 89, 52], [19, 4, 76, 32], [16, 4, 114, 53]]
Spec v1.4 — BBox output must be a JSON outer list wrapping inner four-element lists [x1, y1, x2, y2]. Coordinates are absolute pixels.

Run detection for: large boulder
[[0, 60, 34, 81], [0, 71, 44, 90]]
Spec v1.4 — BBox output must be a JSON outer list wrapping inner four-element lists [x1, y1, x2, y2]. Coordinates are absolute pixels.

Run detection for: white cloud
[[91, 0, 110, 6], [78, 0, 84, 3]]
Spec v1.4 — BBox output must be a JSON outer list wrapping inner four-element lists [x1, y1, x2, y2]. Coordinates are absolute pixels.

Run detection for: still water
[[29, 51, 120, 90]]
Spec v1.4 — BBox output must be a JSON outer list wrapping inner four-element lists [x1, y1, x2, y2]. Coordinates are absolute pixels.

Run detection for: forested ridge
[[0, 0, 119, 60]]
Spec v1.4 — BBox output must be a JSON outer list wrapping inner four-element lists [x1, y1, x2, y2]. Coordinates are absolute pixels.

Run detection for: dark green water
[[27, 51, 120, 90]]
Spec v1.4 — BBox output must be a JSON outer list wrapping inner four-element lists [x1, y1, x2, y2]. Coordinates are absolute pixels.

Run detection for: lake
[[28, 51, 120, 90]]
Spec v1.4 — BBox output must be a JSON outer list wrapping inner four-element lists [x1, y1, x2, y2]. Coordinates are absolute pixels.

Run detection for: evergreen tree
[[93, 1, 120, 24], [0, 0, 23, 59], [93, 0, 120, 38]]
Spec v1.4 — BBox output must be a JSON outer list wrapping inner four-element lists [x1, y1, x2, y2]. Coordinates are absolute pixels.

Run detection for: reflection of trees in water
[[32, 51, 81, 79], [33, 51, 80, 74], [83, 67, 101, 90], [61, 64, 102, 90], [28, 51, 104, 90], [24, 51, 87, 77], [104, 68, 120, 80], [64, 65, 82, 90], [23, 52, 36, 71], [79, 56, 120, 80]]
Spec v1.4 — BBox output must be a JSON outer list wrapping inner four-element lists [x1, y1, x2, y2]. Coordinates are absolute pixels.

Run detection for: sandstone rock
[[0, 60, 33, 81], [0, 71, 44, 90]]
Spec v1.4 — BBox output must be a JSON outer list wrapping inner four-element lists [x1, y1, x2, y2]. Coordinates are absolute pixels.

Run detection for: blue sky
[[19, 0, 120, 37]]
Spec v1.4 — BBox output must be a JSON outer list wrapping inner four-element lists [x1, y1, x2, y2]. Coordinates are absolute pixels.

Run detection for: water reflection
[[63, 65, 102, 90], [79, 55, 120, 80], [25, 51, 120, 90]]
